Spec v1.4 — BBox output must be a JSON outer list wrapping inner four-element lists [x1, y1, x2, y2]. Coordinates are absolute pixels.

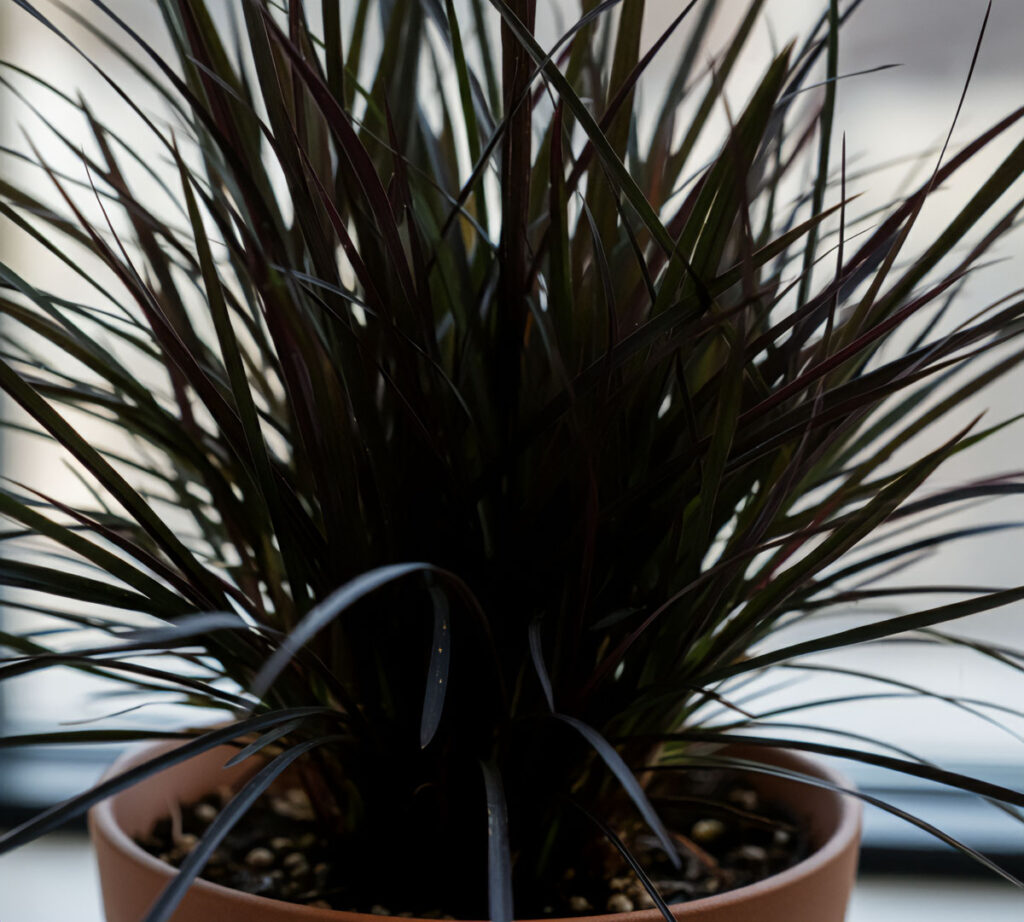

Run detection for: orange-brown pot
[[89, 741, 861, 922]]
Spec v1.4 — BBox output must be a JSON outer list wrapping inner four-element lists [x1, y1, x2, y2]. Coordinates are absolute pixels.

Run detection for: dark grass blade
[[0, 353, 229, 612], [528, 618, 555, 711], [0, 652, 251, 708], [570, 799, 675, 922], [420, 585, 453, 748], [0, 709, 337, 853], [662, 730, 1024, 810], [705, 420, 982, 661], [555, 714, 681, 869], [704, 583, 1024, 684], [249, 563, 435, 700], [486, 0, 674, 254], [480, 757, 514, 922], [0, 558, 182, 616], [221, 717, 308, 768], [0, 729, 194, 748], [795, 0, 838, 308], [650, 756, 1024, 888], [0, 612, 258, 669], [142, 733, 347, 922], [735, 691, 1024, 751], [778, 661, 1024, 729]]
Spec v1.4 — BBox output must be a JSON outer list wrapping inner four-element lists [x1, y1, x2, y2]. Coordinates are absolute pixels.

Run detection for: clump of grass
[[1, 1, 1024, 920]]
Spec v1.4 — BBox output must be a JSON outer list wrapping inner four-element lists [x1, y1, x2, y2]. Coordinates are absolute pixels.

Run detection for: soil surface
[[137, 766, 808, 915]]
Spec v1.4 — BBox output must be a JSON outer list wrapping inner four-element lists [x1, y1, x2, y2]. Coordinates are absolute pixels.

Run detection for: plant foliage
[[1, 0, 1024, 919]]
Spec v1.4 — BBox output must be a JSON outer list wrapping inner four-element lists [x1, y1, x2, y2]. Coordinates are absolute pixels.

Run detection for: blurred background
[[1, 0, 1023, 918]]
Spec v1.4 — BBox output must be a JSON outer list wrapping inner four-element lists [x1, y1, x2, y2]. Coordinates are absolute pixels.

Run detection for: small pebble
[[297, 832, 318, 849], [661, 882, 696, 902], [737, 845, 767, 863], [194, 802, 218, 824], [635, 891, 657, 910], [251, 874, 275, 895], [270, 797, 293, 817], [275, 788, 314, 820], [683, 859, 703, 882], [608, 876, 631, 893], [690, 818, 726, 842], [371, 905, 391, 915], [606, 894, 634, 913], [244, 847, 276, 869], [703, 878, 720, 895], [283, 852, 310, 878], [313, 861, 330, 878], [175, 833, 198, 854], [270, 836, 295, 851], [727, 788, 759, 811], [568, 895, 592, 912], [772, 828, 791, 846]]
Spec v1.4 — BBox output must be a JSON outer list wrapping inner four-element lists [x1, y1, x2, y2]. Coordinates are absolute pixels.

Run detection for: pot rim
[[89, 739, 861, 922]]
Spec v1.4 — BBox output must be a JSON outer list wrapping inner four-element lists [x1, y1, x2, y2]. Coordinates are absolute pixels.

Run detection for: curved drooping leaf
[[0, 709, 339, 853], [556, 714, 681, 870], [143, 733, 348, 922], [649, 755, 1024, 889], [480, 758, 514, 922], [420, 585, 453, 748]]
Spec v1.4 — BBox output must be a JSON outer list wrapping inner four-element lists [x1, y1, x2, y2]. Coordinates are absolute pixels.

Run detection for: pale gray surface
[[0, 835, 1022, 922], [0, 835, 103, 922], [847, 876, 1024, 919]]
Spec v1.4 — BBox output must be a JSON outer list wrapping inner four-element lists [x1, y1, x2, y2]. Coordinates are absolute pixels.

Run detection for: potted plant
[[1, 0, 1023, 920]]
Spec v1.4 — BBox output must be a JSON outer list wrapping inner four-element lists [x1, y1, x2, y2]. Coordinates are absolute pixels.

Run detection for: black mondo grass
[[0, 0, 1024, 920]]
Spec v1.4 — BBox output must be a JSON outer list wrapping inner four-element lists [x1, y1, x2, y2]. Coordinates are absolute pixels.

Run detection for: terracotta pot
[[90, 741, 861, 922]]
